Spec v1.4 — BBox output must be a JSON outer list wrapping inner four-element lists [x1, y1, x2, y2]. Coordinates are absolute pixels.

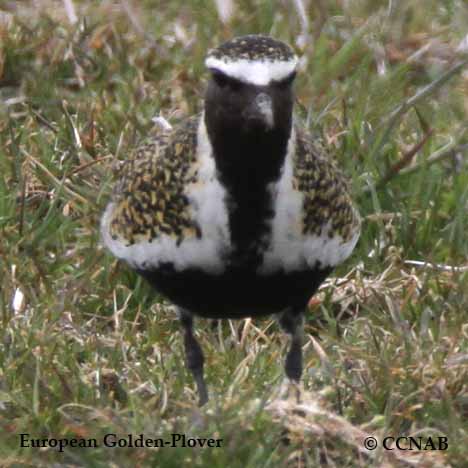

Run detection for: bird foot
[[276, 378, 304, 404]]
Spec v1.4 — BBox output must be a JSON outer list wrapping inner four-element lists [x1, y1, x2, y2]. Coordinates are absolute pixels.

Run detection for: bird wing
[[293, 126, 361, 245], [102, 115, 202, 249]]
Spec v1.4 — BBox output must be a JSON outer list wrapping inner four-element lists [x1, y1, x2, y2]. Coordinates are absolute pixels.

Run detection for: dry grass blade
[[386, 57, 468, 125], [376, 128, 433, 189], [62, 0, 78, 24], [267, 393, 449, 468], [371, 56, 468, 161], [399, 128, 468, 175], [404, 260, 468, 273]]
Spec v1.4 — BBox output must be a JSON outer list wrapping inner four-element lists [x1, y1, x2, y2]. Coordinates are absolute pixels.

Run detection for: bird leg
[[279, 307, 304, 402], [179, 309, 208, 406]]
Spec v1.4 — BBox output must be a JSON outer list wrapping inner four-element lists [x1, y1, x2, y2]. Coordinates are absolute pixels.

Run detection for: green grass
[[1, 1, 467, 466]]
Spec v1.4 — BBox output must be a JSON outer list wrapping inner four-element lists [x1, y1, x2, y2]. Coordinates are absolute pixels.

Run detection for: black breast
[[134, 124, 333, 318], [212, 127, 289, 269], [133, 123, 330, 318], [133, 113, 336, 318], [137, 265, 332, 318]]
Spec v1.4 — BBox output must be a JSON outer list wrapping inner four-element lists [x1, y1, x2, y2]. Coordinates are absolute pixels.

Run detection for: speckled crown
[[205, 35, 298, 86], [207, 35, 296, 62]]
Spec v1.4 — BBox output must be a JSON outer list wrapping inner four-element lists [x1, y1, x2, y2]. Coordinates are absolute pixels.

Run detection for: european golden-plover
[[101, 35, 361, 405]]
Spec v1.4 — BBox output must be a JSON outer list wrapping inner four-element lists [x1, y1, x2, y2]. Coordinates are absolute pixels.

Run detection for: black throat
[[204, 113, 292, 268]]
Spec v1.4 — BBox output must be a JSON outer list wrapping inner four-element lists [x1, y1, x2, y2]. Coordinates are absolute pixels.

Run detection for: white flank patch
[[260, 128, 360, 274], [101, 115, 231, 274], [205, 56, 298, 86]]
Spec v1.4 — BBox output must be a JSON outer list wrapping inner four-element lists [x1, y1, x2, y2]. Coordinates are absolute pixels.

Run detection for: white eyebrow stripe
[[205, 56, 298, 86]]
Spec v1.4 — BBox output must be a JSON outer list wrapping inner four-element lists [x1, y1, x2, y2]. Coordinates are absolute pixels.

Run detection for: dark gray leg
[[279, 308, 304, 400], [179, 309, 208, 406]]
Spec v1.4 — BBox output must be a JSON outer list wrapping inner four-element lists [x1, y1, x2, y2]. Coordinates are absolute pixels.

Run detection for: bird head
[[204, 35, 298, 137]]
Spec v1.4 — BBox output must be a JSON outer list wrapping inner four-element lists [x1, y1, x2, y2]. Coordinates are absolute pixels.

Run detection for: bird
[[101, 34, 361, 406]]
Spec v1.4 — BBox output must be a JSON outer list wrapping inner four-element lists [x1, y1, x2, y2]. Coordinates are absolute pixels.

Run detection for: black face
[[203, 66, 297, 266], [204, 68, 296, 138]]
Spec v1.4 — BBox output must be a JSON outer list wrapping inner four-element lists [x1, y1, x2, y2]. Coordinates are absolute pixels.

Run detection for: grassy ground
[[1, 0, 467, 466]]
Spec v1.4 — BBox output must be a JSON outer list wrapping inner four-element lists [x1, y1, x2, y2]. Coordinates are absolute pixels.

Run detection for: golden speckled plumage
[[109, 116, 202, 247], [293, 127, 360, 241], [106, 116, 359, 256], [207, 35, 295, 63]]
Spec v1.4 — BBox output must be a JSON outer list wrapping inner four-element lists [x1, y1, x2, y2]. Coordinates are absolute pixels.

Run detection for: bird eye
[[275, 71, 296, 89], [212, 70, 228, 87], [211, 70, 243, 91]]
